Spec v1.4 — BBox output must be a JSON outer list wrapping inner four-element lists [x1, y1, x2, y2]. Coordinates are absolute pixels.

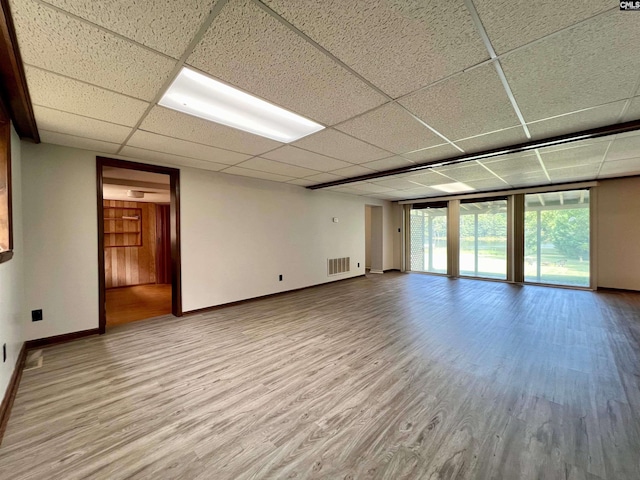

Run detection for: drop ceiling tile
[[222, 166, 294, 183], [120, 146, 229, 172], [11, 0, 175, 101], [454, 126, 528, 154], [325, 186, 366, 196], [599, 157, 640, 177], [433, 162, 497, 183], [539, 142, 609, 170], [396, 186, 443, 199], [528, 101, 627, 139], [286, 178, 317, 187], [40, 130, 120, 153], [348, 183, 394, 194], [329, 165, 376, 178], [501, 11, 640, 121], [262, 0, 488, 98], [25, 66, 149, 127], [399, 64, 521, 141], [605, 133, 640, 162], [127, 130, 250, 166], [501, 172, 550, 188], [263, 146, 352, 172], [41, 0, 218, 58], [623, 97, 640, 121], [237, 157, 320, 178], [361, 156, 415, 172], [473, 0, 612, 54], [406, 170, 452, 187], [303, 173, 345, 183], [336, 103, 443, 154], [480, 153, 543, 177], [34, 105, 131, 143], [548, 165, 599, 182], [292, 129, 390, 163], [371, 176, 426, 190], [140, 107, 282, 155], [463, 178, 510, 190], [401, 144, 460, 163], [187, 0, 386, 125]]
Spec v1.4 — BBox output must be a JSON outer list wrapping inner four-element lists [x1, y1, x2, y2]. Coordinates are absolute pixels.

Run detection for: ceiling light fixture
[[430, 182, 475, 193], [159, 67, 324, 143]]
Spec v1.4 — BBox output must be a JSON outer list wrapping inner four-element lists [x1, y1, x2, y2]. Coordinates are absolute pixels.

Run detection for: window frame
[[0, 100, 12, 264]]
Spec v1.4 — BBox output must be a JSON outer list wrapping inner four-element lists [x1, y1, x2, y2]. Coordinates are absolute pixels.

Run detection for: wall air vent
[[328, 257, 350, 276]]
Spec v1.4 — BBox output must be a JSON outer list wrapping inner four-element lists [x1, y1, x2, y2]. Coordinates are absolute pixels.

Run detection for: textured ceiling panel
[[221, 166, 295, 183], [328, 165, 377, 178], [292, 129, 390, 163], [480, 153, 543, 176], [599, 157, 640, 177], [605, 133, 640, 162], [262, 0, 488, 98], [474, 0, 612, 54], [40, 130, 120, 153], [120, 146, 229, 171], [336, 103, 443, 154], [454, 126, 528, 154], [433, 162, 497, 183], [406, 170, 452, 187], [399, 64, 521, 141], [236, 157, 320, 178], [623, 97, 640, 121], [263, 146, 352, 172], [462, 178, 510, 190], [501, 172, 550, 188], [395, 186, 443, 199], [286, 178, 317, 187], [361, 156, 415, 172], [348, 183, 394, 194], [301, 172, 345, 184], [528, 101, 627, 139], [502, 12, 640, 121], [34, 105, 131, 144], [127, 130, 251, 166], [548, 165, 599, 182], [25, 66, 149, 127], [187, 0, 386, 125], [371, 176, 427, 190], [41, 0, 218, 58], [539, 142, 609, 170], [11, 0, 176, 101], [140, 107, 282, 155], [401, 144, 460, 163]]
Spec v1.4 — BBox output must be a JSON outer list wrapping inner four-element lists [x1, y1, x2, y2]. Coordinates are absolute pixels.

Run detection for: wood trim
[[0, 112, 12, 264], [184, 274, 367, 316], [0, 0, 38, 141], [0, 342, 26, 445], [97, 157, 182, 334], [25, 328, 100, 350], [307, 119, 640, 190]]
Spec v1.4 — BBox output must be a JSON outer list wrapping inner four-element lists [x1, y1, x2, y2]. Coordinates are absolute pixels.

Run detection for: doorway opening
[[365, 205, 383, 274], [97, 157, 181, 332]]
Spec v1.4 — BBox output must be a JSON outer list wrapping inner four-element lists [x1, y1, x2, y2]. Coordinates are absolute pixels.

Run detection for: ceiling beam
[[0, 0, 39, 141], [307, 119, 640, 190]]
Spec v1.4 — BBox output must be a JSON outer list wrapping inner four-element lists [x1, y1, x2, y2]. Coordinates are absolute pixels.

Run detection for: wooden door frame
[[96, 157, 182, 333]]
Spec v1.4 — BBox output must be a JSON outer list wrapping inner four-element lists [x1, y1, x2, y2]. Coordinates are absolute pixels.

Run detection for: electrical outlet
[[279, 274, 283, 281], [358, 262, 360, 268], [32, 309, 43, 322], [2, 344, 6, 363], [398, 228, 401, 232]]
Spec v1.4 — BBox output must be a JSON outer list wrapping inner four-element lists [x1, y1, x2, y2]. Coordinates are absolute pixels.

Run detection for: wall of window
[[409, 204, 447, 274]]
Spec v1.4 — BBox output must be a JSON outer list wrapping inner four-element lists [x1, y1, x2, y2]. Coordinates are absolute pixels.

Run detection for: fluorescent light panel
[[159, 67, 324, 143], [430, 182, 475, 193]]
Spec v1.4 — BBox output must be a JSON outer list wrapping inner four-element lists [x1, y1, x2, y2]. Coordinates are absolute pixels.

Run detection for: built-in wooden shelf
[[104, 207, 142, 247]]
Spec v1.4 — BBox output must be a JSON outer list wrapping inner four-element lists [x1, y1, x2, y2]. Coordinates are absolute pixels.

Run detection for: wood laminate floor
[[1, 273, 639, 479], [106, 284, 172, 327]]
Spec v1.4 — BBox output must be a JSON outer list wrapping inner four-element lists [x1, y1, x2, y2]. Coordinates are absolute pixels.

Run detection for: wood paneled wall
[[104, 200, 157, 289]]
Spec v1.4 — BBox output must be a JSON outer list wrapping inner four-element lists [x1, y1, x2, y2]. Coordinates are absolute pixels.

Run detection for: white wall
[[19, 142, 398, 335], [597, 176, 640, 290], [0, 125, 24, 400]]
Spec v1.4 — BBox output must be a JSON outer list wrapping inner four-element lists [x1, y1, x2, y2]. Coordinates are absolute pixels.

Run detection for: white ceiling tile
[[528, 101, 627, 139], [34, 105, 131, 143], [221, 166, 294, 183], [25, 66, 148, 127], [480, 153, 543, 177], [127, 130, 250, 166], [401, 144, 460, 163], [348, 183, 394, 194], [605, 133, 640, 162], [539, 142, 609, 170], [462, 178, 510, 190], [623, 97, 640, 122], [454, 126, 528, 154], [406, 170, 452, 187], [325, 186, 366, 196], [262, 0, 488, 98], [263, 146, 352, 172], [11, 0, 175, 101], [501, 172, 550, 187], [361, 156, 415, 172], [302, 173, 345, 183], [395, 186, 443, 199], [433, 163, 497, 183], [336, 103, 443, 154], [40, 130, 120, 153], [41, 0, 218, 58], [187, 0, 386, 125], [329, 165, 376, 178], [120, 146, 229, 172], [399, 64, 521, 141], [286, 178, 317, 187], [548, 165, 600, 182], [371, 177, 426, 190], [292, 129, 390, 163], [236, 157, 320, 178], [473, 0, 612, 54], [599, 157, 640, 177], [501, 12, 640, 121], [140, 107, 282, 155]]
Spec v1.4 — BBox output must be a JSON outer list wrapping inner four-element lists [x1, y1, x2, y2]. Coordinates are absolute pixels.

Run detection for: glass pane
[[524, 190, 590, 287], [459, 199, 507, 279], [409, 206, 447, 273]]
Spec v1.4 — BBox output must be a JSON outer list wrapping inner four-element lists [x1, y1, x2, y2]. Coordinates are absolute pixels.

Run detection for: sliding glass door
[[459, 199, 508, 279], [524, 190, 590, 287], [409, 204, 448, 273]]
